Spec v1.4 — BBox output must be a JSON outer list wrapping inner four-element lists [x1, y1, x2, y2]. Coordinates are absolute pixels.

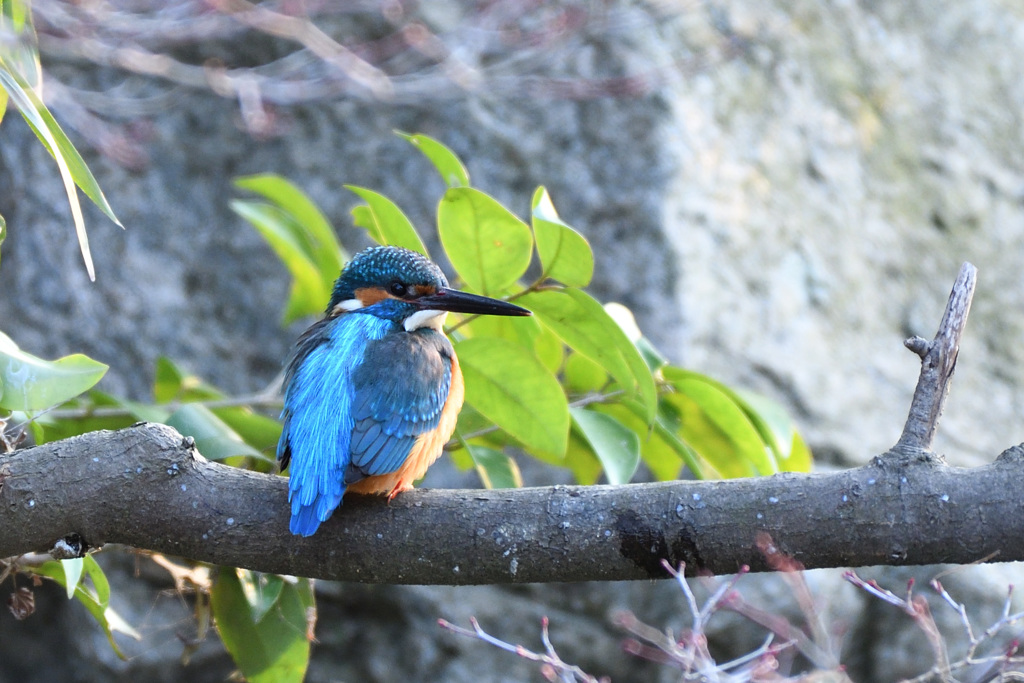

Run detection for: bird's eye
[[389, 281, 408, 297]]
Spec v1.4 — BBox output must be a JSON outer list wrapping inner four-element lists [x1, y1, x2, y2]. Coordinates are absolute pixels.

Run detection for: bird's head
[[328, 246, 530, 331]]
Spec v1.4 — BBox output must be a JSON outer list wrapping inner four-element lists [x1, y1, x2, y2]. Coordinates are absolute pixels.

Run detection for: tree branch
[[894, 262, 977, 456], [2, 423, 1023, 584], [1, 263, 1011, 584]]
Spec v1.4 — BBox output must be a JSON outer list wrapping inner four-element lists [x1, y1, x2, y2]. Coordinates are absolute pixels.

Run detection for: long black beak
[[416, 287, 531, 317]]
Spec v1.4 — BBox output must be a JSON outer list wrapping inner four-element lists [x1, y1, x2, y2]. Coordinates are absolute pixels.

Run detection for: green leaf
[[468, 444, 522, 489], [604, 302, 642, 341], [461, 309, 540, 346], [533, 323, 565, 375], [117, 396, 172, 424], [345, 185, 428, 256], [663, 367, 811, 474], [605, 303, 670, 373], [787, 430, 813, 472], [651, 417, 706, 479], [532, 187, 594, 287], [438, 187, 533, 295], [459, 311, 568, 385], [34, 391, 166, 444], [570, 407, 640, 485], [212, 569, 313, 683], [29, 557, 140, 659], [564, 352, 607, 394], [519, 290, 626, 384], [662, 370, 778, 477], [638, 429, 684, 481], [61, 558, 84, 600], [153, 356, 183, 403], [238, 571, 286, 623], [590, 402, 688, 481], [459, 312, 566, 380], [153, 357, 224, 403], [2, 0, 31, 35], [82, 555, 111, 606], [614, 397, 709, 479], [0, 332, 108, 411], [738, 388, 793, 461], [230, 200, 329, 323], [564, 429, 602, 485], [38, 120, 122, 231], [397, 131, 470, 187], [453, 401, 493, 437], [234, 174, 346, 281], [166, 404, 270, 463], [636, 337, 669, 372], [0, 14, 38, 90], [214, 407, 283, 457], [456, 337, 569, 459], [448, 445, 473, 470], [519, 289, 657, 422], [0, 61, 122, 280], [733, 389, 812, 472]]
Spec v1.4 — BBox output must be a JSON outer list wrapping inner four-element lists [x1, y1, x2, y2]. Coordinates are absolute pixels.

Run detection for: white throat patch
[[404, 309, 448, 332], [331, 299, 363, 317]]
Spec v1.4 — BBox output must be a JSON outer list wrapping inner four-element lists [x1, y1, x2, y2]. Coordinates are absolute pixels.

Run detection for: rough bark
[[2, 422, 1022, 584], [1, 264, 1003, 585]]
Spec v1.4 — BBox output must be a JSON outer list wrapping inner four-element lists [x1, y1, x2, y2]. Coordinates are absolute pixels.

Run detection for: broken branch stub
[[894, 262, 977, 456]]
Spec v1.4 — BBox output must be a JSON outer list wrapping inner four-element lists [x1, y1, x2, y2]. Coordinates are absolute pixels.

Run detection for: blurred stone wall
[[2, 1, 1024, 680]]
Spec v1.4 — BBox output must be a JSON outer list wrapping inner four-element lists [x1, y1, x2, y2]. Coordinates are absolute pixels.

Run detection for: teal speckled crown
[[328, 246, 449, 312]]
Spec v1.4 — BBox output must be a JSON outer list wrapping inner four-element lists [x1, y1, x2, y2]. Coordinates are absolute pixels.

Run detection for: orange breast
[[346, 352, 464, 499]]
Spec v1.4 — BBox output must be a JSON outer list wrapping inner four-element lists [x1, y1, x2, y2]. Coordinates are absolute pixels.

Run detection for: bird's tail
[[289, 506, 325, 537], [289, 491, 342, 537]]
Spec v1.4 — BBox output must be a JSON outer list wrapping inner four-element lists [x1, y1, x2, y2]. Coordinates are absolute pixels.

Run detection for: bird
[[277, 245, 531, 536]]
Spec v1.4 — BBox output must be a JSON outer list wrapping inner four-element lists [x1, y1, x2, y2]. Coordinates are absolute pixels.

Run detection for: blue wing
[[277, 312, 391, 537], [278, 313, 454, 537], [346, 330, 453, 481]]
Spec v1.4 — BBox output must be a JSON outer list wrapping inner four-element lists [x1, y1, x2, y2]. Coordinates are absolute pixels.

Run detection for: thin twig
[[894, 262, 977, 455], [716, 633, 787, 674], [44, 390, 283, 421], [662, 560, 702, 633], [207, 0, 393, 99], [44, 373, 285, 421], [849, 570, 1024, 683], [438, 617, 605, 683]]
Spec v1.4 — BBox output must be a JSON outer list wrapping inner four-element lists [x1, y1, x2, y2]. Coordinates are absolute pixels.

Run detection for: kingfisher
[[277, 245, 531, 536]]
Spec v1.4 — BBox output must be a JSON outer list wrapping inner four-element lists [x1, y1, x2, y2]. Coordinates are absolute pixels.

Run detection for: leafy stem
[[45, 383, 284, 422]]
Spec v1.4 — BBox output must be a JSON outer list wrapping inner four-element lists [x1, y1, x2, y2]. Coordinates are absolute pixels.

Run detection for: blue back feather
[[278, 309, 454, 536], [278, 312, 389, 536]]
